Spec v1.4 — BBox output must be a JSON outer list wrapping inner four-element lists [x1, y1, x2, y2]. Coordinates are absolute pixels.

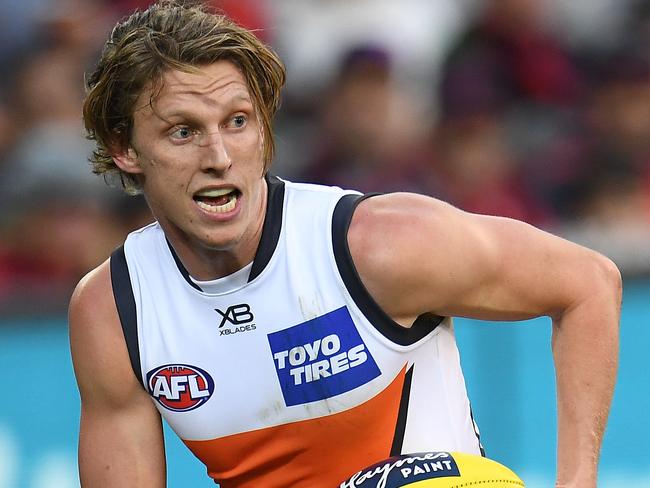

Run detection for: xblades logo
[[216, 304, 253, 327], [215, 304, 256, 336]]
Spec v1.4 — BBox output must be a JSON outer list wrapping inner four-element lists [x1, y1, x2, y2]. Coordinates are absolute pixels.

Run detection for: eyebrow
[[221, 93, 254, 105], [151, 93, 255, 124]]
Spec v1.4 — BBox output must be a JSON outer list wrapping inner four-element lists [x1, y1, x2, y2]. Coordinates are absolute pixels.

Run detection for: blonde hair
[[83, 0, 285, 194]]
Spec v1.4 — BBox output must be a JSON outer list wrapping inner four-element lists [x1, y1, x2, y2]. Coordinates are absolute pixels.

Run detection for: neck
[[184, 247, 257, 281]]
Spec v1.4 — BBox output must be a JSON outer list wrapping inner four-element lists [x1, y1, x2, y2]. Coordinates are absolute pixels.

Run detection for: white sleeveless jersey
[[110, 176, 482, 487]]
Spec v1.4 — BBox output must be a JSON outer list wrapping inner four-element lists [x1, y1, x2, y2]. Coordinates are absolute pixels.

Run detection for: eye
[[169, 126, 194, 141], [228, 114, 248, 129]]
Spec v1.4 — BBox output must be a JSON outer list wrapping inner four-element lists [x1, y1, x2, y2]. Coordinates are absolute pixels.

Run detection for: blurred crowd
[[0, 0, 648, 316]]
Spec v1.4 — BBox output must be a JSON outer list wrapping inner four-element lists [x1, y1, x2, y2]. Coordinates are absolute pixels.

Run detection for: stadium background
[[0, 0, 648, 486]]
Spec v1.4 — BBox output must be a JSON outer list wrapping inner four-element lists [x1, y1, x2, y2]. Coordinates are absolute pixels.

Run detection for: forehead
[[138, 60, 253, 116]]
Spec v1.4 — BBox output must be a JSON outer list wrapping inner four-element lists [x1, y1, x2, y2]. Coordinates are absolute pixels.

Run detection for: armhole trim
[[470, 405, 486, 457], [110, 246, 144, 388], [390, 365, 414, 456], [331, 194, 444, 346]]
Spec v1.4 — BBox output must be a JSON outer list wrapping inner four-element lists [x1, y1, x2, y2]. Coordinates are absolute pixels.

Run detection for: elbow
[[570, 253, 623, 326], [551, 253, 622, 333], [554, 252, 622, 321], [593, 253, 623, 306]]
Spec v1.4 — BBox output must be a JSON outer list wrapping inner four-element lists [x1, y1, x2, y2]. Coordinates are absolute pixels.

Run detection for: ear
[[113, 147, 144, 175]]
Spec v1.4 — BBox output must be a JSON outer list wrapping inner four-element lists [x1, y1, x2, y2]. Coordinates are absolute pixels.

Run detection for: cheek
[[230, 128, 264, 160], [143, 153, 194, 194]]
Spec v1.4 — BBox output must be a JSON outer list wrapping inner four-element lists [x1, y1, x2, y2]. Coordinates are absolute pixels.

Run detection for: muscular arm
[[348, 193, 621, 488], [69, 261, 166, 487]]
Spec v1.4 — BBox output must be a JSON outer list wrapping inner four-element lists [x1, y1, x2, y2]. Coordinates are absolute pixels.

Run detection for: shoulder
[[347, 192, 473, 272], [346, 193, 464, 324], [348, 192, 454, 240], [69, 258, 142, 405], [69, 259, 115, 335]]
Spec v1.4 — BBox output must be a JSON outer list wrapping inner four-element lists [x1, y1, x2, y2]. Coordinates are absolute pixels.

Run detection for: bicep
[[434, 211, 603, 320], [349, 193, 617, 323], [69, 263, 166, 486], [79, 390, 166, 486]]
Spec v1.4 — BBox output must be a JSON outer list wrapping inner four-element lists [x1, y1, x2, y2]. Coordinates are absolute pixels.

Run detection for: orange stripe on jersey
[[184, 366, 408, 487]]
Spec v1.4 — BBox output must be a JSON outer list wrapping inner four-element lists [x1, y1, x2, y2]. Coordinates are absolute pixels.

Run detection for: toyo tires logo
[[146, 364, 214, 412], [268, 307, 381, 406]]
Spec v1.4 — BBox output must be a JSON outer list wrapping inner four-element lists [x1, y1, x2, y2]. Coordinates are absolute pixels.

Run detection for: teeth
[[195, 187, 234, 197], [196, 193, 237, 213]]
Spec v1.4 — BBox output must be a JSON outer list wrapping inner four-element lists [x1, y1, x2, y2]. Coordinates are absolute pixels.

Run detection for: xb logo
[[215, 304, 254, 328], [215, 304, 256, 336]]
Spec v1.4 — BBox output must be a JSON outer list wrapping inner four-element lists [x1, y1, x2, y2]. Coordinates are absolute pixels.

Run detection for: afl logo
[[146, 364, 214, 412]]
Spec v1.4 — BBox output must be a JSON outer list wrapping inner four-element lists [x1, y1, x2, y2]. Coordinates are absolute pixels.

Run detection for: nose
[[198, 131, 232, 173]]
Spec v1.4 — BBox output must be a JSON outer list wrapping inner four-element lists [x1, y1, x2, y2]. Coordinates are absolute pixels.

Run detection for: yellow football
[[338, 451, 525, 487]]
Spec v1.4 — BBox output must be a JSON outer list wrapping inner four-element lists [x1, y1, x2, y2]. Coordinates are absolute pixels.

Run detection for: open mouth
[[193, 187, 240, 214]]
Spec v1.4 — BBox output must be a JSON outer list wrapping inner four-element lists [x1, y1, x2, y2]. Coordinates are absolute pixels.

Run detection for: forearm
[[551, 275, 621, 487]]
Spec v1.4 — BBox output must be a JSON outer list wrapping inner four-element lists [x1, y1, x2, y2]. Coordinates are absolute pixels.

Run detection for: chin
[[195, 230, 244, 252]]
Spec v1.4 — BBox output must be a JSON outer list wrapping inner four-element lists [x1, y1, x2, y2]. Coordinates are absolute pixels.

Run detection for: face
[[115, 61, 267, 275]]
